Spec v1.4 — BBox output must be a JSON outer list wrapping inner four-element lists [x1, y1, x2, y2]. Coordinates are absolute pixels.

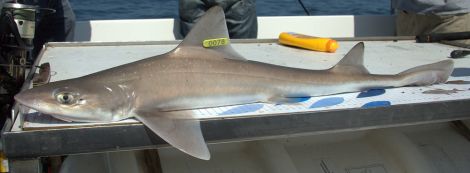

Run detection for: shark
[[14, 6, 454, 160]]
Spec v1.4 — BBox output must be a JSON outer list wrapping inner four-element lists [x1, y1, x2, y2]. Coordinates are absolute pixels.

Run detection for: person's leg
[[396, 10, 442, 36], [431, 13, 470, 45], [396, 10, 470, 46], [179, 0, 257, 39], [179, 0, 206, 37], [221, 0, 257, 38]]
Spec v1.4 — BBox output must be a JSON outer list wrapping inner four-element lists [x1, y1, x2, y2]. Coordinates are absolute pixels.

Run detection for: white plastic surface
[[24, 40, 468, 127], [74, 15, 395, 42]]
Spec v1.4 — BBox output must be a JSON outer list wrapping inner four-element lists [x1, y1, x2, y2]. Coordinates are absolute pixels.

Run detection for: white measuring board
[[21, 40, 470, 129]]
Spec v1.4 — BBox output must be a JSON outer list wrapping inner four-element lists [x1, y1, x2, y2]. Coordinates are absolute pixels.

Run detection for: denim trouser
[[179, 0, 257, 39]]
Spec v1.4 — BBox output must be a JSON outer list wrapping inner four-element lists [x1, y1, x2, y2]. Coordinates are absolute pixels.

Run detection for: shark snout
[[14, 90, 42, 109], [15, 91, 31, 105], [14, 91, 39, 114]]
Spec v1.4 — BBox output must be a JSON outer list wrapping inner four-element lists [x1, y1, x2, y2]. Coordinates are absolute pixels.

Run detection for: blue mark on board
[[287, 97, 311, 103], [357, 89, 386, 98], [451, 68, 470, 77], [309, 97, 344, 109], [361, 101, 391, 108], [275, 97, 311, 105], [219, 104, 264, 115]]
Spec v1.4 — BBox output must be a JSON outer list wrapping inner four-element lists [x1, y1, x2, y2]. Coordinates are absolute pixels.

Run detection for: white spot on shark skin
[[105, 86, 113, 92], [118, 84, 128, 90], [78, 99, 87, 105], [173, 47, 181, 54], [130, 91, 136, 99]]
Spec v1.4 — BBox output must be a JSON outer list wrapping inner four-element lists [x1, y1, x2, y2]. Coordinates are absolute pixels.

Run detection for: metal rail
[[45, 36, 416, 47], [3, 98, 470, 159]]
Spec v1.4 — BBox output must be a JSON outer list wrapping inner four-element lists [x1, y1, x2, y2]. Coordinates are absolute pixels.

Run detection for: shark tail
[[398, 60, 454, 86]]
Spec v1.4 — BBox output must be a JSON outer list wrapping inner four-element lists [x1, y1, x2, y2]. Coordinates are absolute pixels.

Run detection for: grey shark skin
[[15, 6, 453, 160]]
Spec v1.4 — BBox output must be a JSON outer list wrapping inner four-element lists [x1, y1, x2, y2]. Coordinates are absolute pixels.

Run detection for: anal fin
[[135, 111, 210, 160]]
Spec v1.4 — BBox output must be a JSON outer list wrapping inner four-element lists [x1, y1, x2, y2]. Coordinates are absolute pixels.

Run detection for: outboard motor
[[0, 1, 52, 120], [0, 2, 36, 81]]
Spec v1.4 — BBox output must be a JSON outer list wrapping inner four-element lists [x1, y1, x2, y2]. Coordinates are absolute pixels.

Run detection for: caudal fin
[[398, 60, 454, 86]]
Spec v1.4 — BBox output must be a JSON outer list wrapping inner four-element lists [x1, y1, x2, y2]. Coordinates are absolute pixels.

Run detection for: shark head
[[15, 78, 135, 122]]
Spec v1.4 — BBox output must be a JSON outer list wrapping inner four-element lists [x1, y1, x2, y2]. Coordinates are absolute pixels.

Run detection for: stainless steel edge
[[45, 36, 416, 48], [3, 98, 470, 158]]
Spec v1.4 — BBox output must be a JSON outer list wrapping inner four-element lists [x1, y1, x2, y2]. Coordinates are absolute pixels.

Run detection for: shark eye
[[56, 92, 76, 105]]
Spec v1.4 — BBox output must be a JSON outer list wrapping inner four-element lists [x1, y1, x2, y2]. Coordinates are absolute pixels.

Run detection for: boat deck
[[3, 38, 470, 160]]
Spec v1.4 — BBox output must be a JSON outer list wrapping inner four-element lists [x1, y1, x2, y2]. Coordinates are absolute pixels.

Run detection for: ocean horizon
[[69, 0, 392, 21]]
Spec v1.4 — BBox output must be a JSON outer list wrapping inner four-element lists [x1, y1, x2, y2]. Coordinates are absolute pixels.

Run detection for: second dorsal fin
[[175, 6, 246, 61], [330, 42, 369, 74]]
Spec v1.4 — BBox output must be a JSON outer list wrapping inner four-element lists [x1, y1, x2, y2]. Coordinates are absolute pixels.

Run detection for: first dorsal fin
[[176, 6, 246, 61], [330, 42, 369, 74]]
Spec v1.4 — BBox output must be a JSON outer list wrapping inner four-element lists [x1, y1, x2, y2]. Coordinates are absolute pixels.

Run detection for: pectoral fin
[[135, 112, 210, 160]]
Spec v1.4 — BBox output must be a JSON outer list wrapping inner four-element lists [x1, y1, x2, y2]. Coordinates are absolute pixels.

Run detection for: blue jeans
[[179, 0, 257, 39]]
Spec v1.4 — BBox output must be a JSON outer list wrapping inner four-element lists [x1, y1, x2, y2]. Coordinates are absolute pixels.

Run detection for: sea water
[[69, 0, 391, 21]]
